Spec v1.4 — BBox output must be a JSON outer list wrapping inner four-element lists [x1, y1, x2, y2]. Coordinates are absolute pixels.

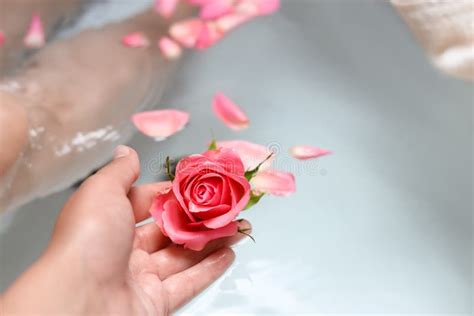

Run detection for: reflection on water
[[182, 256, 313, 315], [53, 126, 121, 156]]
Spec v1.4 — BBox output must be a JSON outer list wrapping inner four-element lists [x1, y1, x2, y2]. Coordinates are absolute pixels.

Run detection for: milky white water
[[0, 1, 471, 314]]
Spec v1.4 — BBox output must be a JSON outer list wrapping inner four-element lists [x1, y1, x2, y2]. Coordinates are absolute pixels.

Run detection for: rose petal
[[253, 0, 280, 15], [161, 200, 238, 250], [236, 0, 279, 15], [200, 0, 234, 19], [186, 173, 224, 206], [175, 154, 208, 175], [189, 203, 230, 216], [251, 169, 296, 196], [203, 148, 245, 175], [154, 0, 179, 18], [159, 36, 182, 60], [0, 31, 5, 47], [187, 0, 214, 6], [216, 140, 274, 171], [215, 12, 255, 33], [131, 109, 189, 140], [195, 22, 224, 50], [24, 14, 45, 48], [212, 92, 249, 130], [173, 156, 237, 220], [289, 145, 332, 160], [235, 0, 259, 15], [122, 32, 150, 48], [169, 18, 204, 48], [202, 175, 250, 229], [149, 181, 174, 228]]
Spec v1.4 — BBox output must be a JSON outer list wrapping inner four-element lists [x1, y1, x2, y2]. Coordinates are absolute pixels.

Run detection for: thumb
[[91, 145, 140, 194]]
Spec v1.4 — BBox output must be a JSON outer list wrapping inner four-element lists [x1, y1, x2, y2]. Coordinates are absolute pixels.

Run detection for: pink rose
[[149, 148, 250, 250]]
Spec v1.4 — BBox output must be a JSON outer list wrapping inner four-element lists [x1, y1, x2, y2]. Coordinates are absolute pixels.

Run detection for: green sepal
[[165, 156, 175, 181], [208, 139, 217, 150], [237, 228, 256, 243], [244, 152, 274, 181], [244, 192, 264, 210], [208, 129, 217, 150]]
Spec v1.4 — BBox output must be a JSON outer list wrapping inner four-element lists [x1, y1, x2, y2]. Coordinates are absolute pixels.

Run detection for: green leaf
[[165, 156, 175, 181], [244, 152, 274, 181], [244, 192, 264, 210]]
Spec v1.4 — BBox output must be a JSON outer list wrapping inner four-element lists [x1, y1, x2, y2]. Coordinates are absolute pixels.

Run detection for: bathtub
[[0, 0, 472, 314]]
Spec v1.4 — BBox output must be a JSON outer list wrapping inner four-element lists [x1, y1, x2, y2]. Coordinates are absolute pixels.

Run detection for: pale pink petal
[[253, 0, 280, 15], [154, 0, 179, 18], [122, 32, 150, 48], [169, 18, 204, 48], [289, 145, 332, 160], [216, 140, 274, 171], [131, 109, 189, 140], [215, 12, 255, 33], [186, 0, 214, 6], [200, 0, 234, 19], [203, 148, 246, 175], [159, 36, 182, 60], [23, 14, 45, 48], [161, 200, 238, 250], [212, 92, 249, 130], [235, 0, 259, 15], [252, 169, 296, 196], [236, 0, 279, 15], [195, 22, 224, 50], [0, 31, 4, 47], [148, 181, 174, 227]]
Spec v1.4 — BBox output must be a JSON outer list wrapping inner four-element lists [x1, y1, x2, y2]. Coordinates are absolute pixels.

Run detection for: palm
[[58, 176, 246, 315], [93, 203, 169, 315]]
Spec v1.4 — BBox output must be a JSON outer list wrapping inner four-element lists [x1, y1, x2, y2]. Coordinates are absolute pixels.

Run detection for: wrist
[[2, 245, 99, 315]]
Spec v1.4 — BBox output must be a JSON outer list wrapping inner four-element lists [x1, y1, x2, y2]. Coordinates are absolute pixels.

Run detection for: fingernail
[[114, 145, 130, 159]]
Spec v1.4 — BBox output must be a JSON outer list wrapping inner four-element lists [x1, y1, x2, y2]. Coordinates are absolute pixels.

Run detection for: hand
[[1, 145, 251, 315]]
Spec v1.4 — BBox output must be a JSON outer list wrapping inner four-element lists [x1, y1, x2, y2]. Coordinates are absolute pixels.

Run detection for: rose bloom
[[150, 148, 250, 250]]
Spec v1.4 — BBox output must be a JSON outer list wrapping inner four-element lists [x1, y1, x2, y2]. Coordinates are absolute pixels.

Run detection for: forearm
[[0, 3, 195, 213], [1, 247, 93, 315]]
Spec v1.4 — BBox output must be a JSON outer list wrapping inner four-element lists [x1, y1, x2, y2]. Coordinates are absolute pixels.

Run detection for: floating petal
[[169, 18, 204, 48], [236, 0, 280, 15], [0, 31, 4, 47], [132, 109, 189, 140], [235, 0, 259, 15], [195, 22, 224, 49], [200, 0, 234, 20], [289, 145, 332, 160], [154, 0, 179, 18], [187, 0, 214, 6], [159, 36, 182, 59], [24, 14, 45, 48], [122, 32, 150, 48], [254, 0, 280, 15], [212, 92, 249, 130], [215, 12, 255, 33], [252, 169, 296, 196]]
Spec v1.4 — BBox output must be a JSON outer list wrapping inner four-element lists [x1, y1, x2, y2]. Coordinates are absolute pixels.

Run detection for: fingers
[[90, 145, 140, 194], [150, 220, 251, 279], [134, 222, 170, 253], [129, 182, 172, 223], [163, 247, 235, 312]]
